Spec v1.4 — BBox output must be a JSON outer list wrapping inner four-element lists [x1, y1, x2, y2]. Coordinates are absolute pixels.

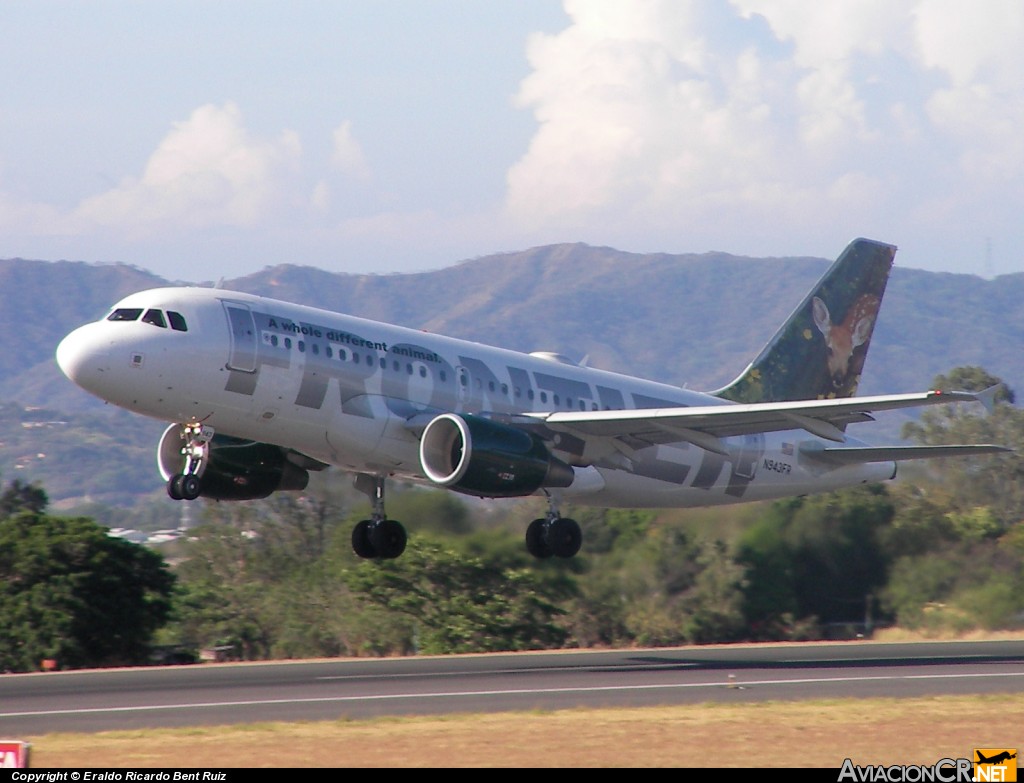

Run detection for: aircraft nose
[[56, 324, 110, 389]]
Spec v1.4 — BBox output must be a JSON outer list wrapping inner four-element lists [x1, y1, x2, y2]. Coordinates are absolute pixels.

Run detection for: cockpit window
[[141, 309, 167, 328], [167, 311, 188, 332], [107, 308, 143, 322], [107, 306, 187, 332]]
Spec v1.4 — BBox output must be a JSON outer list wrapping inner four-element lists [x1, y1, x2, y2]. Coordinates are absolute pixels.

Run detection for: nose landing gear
[[166, 422, 213, 501]]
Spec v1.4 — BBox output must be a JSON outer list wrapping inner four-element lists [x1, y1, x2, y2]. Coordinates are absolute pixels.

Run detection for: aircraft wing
[[521, 389, 1003, 456]]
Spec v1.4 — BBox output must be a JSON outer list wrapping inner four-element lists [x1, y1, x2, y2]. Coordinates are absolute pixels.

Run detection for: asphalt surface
[[1, 640, 1022, 735]]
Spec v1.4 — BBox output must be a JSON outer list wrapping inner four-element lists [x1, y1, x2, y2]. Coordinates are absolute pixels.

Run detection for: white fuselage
[[56, 287, 894, 507]]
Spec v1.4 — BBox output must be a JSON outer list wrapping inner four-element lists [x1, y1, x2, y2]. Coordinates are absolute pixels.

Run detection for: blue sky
[[2, 1, 1022, 281]]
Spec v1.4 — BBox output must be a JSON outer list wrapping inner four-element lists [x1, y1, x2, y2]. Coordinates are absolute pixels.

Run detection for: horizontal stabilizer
[[802, 443, 1012, 465], [974, 383, 1002, 413]]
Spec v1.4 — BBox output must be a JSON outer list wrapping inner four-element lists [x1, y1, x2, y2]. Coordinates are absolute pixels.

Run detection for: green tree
[[170, 509, 282, 660], [343, 536, 571, 654], [0, 510, 174, 671], [882, 543, 1024, 633], [0, 479, 48, 516], [901, 367, 1024, 525], [738, 485, 896, 634], [681, 539, 749, 643]]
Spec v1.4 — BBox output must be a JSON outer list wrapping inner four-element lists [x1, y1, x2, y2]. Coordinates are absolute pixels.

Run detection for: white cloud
[[734, 1, 904, 65], [5, 4, 1024, 279], [330, 120, 371, 180], [504, 0, 1024, 261], [74, 103, 302, 234], [0, 192, 64, 236], [913, 0, 1024, 88], [508, 1, 752, 223]]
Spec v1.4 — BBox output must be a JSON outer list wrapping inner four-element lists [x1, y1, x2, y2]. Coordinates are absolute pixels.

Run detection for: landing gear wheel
[[526, 518, 553, 559], [352, 520, 378, 559], [370, 519, 407, 560], [167, 474, 185, 500], [547, 517, 582, 558], [179, 474, 202, 500], [167, 472, 201, 501]]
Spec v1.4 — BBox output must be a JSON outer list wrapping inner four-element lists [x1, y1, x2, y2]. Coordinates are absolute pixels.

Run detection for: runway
[[1, 640, 1022, 735]]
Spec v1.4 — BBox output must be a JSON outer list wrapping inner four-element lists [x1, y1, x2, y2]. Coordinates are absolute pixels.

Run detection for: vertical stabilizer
[[713, 238, 895, 403]]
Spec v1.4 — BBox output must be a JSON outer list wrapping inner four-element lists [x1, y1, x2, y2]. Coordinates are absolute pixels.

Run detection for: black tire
[[180, 474, 202, 500], [525, 518, 553, 559], [352, 520, 378, 559], [370, 519, 407, 559], [547, 517, 582, 559], [167, 474, 185, 500]]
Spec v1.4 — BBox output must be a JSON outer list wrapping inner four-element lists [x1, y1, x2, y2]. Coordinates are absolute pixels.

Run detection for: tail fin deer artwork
[[813, 293, 880, 391], [714, 238, 894, 404]]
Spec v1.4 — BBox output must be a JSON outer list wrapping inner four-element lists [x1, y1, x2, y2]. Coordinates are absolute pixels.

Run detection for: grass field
[[25, 694, 1024, 768]]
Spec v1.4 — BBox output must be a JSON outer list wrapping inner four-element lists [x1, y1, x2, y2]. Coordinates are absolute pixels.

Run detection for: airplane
[[55, 238, 1009, 561], [976, 751, 1017, 765]]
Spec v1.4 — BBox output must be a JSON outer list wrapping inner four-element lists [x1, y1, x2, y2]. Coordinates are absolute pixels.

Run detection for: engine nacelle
[[158, 424, 310, 500], [419, 413, 574, 498]]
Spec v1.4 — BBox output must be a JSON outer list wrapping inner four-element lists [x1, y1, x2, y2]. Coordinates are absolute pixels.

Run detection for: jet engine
[[419, 413, 574, 497], [157, 424, 310, 500]]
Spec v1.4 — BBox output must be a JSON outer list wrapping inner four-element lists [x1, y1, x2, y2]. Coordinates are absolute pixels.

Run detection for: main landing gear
[[525, 495, 582, 559], [166, 422, 212, 501], [347, 478, 583, 561], [351, 474, 407, 560]]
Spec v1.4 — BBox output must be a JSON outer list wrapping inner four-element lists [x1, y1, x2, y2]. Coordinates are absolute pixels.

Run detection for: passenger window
[[167, 311, 188, 331], [285, 338, 292, 350], [312, 344, 319, 355], [107, 308, 143, 322], [419, 366, 427, 378], [298, 341, 305, 353], [141, 309, 167, 328]]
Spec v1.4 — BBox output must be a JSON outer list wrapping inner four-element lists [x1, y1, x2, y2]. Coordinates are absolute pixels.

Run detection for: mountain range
[[0, 243, 1016, 505]]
